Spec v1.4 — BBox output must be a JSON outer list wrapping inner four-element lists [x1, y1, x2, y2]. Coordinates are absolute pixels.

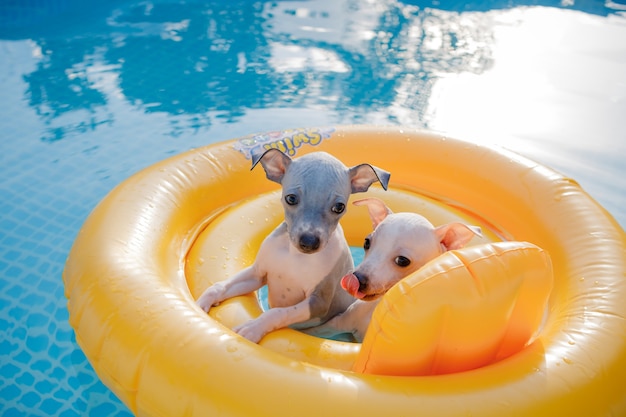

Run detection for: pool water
[[1, 0, 624, 415]]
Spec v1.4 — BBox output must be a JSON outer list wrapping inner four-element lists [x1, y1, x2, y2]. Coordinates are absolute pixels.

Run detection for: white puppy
[[306, 197, 482, 342]]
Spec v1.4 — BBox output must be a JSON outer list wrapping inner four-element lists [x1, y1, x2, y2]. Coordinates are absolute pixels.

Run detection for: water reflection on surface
[[12, 2, 494, 133], [1, 1, 624, 222]]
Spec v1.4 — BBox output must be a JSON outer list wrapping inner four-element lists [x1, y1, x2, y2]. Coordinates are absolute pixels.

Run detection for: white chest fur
[[255, 224, 348, 308]]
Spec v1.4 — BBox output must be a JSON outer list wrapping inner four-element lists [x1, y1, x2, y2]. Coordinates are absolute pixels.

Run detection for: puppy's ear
[[435, 223, 482, 251], [251, 148, 292, 184], [348, 164, 391, 193], [353, 198, 392, 229]]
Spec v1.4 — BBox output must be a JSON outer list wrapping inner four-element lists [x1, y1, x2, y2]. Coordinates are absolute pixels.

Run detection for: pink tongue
[[341, 274, 365, 299]]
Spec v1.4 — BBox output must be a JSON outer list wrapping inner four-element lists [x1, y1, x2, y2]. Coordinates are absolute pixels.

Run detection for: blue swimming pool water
[[1, 0, 625, 415]]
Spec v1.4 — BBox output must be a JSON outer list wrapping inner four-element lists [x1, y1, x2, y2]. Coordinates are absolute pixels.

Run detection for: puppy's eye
[[395, 256, 411, 267], [284, 194, 299, 205], [363, 238, 371, 250], [331, 202, 345, 214]]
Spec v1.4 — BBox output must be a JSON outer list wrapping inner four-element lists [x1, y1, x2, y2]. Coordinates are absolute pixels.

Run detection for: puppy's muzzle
[[298, 233, 321, 253], [341, 272, 383, 301], [341, 272, 367, 299], [353, 271, 368, 292]]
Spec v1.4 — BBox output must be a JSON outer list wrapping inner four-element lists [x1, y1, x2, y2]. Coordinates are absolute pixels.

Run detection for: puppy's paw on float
[[233, 320, 267, 344], [196, 284, 224, 313]]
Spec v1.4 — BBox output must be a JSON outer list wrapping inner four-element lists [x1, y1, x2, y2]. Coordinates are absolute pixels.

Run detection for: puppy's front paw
[[233, 320, 267, 344], [196, 284, 224, 313]]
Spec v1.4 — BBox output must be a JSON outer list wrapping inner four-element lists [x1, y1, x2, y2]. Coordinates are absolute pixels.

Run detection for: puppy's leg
[[303, 300, 378, 343], [234, 298, 315, 343], [299, 315, 351, 340], [196, 265, 264, 312]]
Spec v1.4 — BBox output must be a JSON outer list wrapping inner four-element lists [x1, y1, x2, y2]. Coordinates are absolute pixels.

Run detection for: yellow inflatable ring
[[63, 126, 626, 416]]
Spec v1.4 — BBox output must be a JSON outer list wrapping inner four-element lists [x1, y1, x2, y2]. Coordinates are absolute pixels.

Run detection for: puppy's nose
[[353, 271, 368, 292], [299, 234, 320, 253]]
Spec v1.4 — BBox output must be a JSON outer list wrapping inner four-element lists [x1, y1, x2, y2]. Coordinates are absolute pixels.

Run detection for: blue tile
[[14, 224, 35, 238], [21, 255, 39, 267], [1, 362, 20, 378], [0, 340, 17, 356], [53, 387, 73, 401], [33, 244, 53, 256], [3, 407, 23, 417], [49, 344, 62, 360], [23, 272, 41, 285], [50, 366, 66, 381], [59, 409, 80, 417], [18, 238, 38, 251], [56, 327, 73, 343], [27, 215, 47, 228], [37, 261, 53, 275], [0, 317, 10, 331], [13, 350, 32, 364], [5, 266, 23, 279], [89, 402, 117, 417], [10, 209, 29, 222], [40, 397, 64, 414], [0, 384, 21, 401], [6, 284, 25, 298], [37, 278, 58, 293], [34, 379, 55, 394], [3, 250, 21, 261], [55, 307, 69, 321], [12, 327, 27, 340], [19, 391, 41, 408], [44, 300, 58, 314], [76, 371, 95, 385], [0, 218, 17, 231], [26, 313, 48, 327], [31, 359, 52, 372], [21, 293, 47, 305], [71, 397, 88, 413], [0, 235, 20, 247], [15, 372, 35, 386], [8, 306, 28, 320], [67, 376, 81, 390]]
